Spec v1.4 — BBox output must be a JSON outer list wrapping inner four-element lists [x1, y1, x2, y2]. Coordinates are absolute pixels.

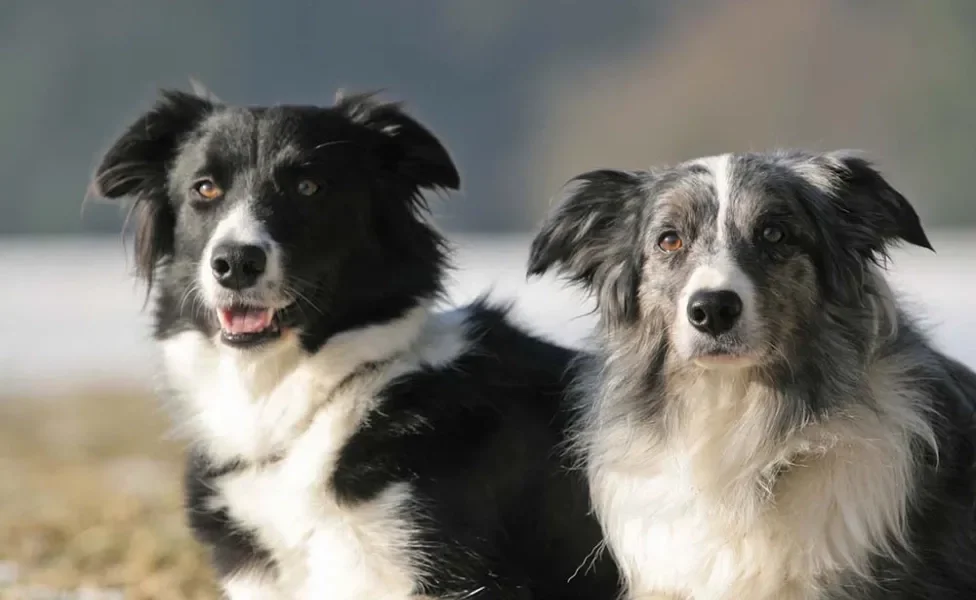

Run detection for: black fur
[[331, 304, 618, 598], [184, 451, 277, 577], [96, 89, 455, 351], [95, 88, 620, 599], [178, 303, 619, 599], [95, 90, 214, 290]]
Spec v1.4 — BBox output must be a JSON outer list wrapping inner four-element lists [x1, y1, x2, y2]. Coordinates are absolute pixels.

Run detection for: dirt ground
[[0, 390, 219, 600]]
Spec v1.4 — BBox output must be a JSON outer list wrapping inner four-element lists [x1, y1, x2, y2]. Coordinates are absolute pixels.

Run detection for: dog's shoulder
[[332, 301, 580, 505], [862, 340, 976, 597], [328, 301, 618, 599]]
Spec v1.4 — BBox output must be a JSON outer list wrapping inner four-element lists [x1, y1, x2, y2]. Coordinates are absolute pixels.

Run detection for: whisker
[[178, 280, 199, 317], [285, 284, 326, 316], [309, 140, 351, 153]]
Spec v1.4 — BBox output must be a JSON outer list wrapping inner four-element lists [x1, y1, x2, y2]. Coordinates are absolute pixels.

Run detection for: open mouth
[[216, 306, 282, 348]]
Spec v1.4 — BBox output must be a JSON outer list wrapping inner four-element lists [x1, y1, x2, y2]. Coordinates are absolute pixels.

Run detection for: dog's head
[[94, 88, 459, 351], [529, 151, 931, 372]]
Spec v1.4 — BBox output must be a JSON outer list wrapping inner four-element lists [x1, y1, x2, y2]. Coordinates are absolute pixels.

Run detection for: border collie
[[528, 151, 976, 599], [93, 88, 620, 600]]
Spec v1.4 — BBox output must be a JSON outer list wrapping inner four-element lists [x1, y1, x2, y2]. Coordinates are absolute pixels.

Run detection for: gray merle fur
[[530, 150, 976, 599]]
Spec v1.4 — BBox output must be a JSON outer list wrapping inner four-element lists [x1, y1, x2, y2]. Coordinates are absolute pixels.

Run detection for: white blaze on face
[[198, 203, 283, 307], [673, 154, 757, 358], [707, 153, 733, 244]]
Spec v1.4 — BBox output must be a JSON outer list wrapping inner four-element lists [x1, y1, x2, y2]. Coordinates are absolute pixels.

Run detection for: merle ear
[[335, 91, 460, 191], [528, 169, 645, 325], [823, 151, 933, 254], [93, 89, 214, 287]]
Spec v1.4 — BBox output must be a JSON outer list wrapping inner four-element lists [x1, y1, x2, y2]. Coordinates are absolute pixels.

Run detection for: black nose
[[210, 243, 267, 290], [687, 290, 742, 336]]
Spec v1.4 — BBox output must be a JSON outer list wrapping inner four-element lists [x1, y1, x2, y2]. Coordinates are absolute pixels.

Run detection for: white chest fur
[[161, 307, 468, 600], [216, 463, 418, 599], [587, 363, 935, 600]]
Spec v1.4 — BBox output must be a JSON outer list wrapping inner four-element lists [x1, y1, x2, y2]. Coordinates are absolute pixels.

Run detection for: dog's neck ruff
[[160, 301, 465, 466], [161, 300, 470, 599], [582, 308, 937, 599]]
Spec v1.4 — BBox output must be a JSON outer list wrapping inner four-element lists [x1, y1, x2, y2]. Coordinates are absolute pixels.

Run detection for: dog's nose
[[687, 290, 742, 336], [210, 243, 267, 290]]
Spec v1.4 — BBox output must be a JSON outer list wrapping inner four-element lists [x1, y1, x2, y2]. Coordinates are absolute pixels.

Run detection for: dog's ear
[[528, 169, 645, 325], [93, 89, 215, 287], [820, 151, 933, 255], [335, 91, 460, 191], [792, 151, 932, 304]]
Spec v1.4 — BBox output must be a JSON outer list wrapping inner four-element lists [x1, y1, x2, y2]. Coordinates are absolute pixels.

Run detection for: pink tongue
[[221, 308, 272, 334]]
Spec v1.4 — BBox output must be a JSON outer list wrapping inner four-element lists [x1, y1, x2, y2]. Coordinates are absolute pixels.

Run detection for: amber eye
[[657, 231, 684, 253], [193, 179, 223, 201], [296, 179, 320, 196], [762, 224, 786, 244]]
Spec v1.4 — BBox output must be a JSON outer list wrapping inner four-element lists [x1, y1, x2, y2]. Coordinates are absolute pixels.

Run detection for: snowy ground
[[1, 232, 974, 397]]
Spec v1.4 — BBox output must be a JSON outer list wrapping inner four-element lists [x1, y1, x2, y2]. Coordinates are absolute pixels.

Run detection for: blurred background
[[1, 1, 974, 598]]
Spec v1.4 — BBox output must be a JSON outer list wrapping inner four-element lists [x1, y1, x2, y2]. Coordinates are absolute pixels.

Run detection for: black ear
[[93, 89, 214, 286], [822, 151, 933, 254], [335, 91, 460, 191], [528, 169, 645, 325]]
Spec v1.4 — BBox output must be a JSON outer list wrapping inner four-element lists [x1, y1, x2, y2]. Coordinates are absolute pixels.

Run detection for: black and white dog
[[93, 88, 620, 600], [529, 151, 976, 599]]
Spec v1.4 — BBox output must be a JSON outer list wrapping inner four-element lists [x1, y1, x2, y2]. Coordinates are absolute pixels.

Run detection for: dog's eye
[[193, 180, 223, 201], [761, 225, 786, 244], [657, 231, 684, 253], [296, 179, 320, 196]]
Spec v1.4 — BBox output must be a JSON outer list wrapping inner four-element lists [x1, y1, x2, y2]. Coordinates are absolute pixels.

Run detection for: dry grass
[[0, 390, 219, 599]]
